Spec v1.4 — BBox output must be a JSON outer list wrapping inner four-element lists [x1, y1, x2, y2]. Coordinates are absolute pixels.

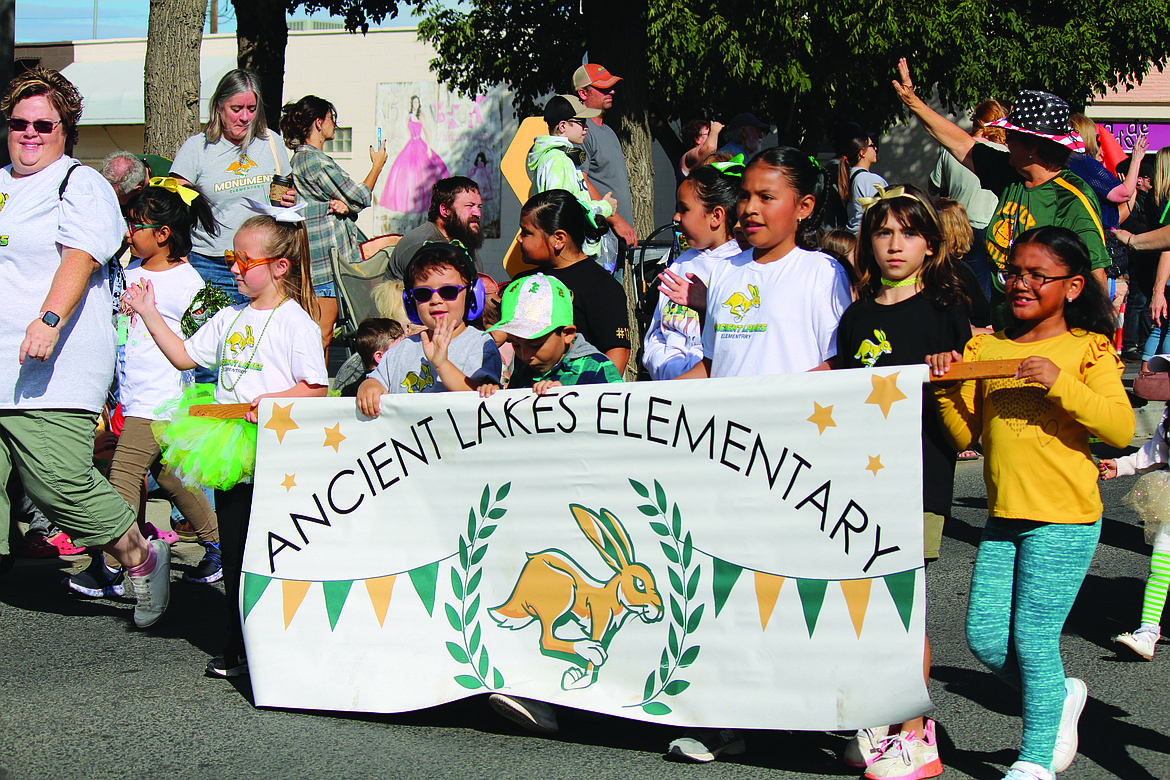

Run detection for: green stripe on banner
[[711, 558, 743, 617], [408, 561, 440, 616], [883, 569, 917, 632], [796, 579, 828, 637], [242, 573, 272, 622], [323, 580, 354, 631]]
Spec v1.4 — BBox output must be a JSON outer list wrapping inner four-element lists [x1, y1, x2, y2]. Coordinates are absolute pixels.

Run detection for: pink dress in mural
[[380, 116, 449, 213]]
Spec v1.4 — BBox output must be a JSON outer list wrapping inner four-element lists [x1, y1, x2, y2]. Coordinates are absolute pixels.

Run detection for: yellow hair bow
[[856, 184, 909, 210], [149, 176, 199, 206]]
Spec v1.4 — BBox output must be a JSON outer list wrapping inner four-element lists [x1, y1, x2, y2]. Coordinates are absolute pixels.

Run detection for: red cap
[[573, 64, 622, 90]]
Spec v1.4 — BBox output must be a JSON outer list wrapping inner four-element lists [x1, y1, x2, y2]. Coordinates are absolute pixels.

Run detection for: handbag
[[1133, 370, 1170, 401]]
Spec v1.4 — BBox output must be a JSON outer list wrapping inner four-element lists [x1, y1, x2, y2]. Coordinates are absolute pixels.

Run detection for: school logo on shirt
[[854, 329, 892, 368], [721, 284, 760, 322], [0, 193, 8, 212], [987, 202, 1036, 272], [402, 363, 435, 393], [661, 301, 700, 337], [226, 326, 255, 356], [228, 155, 258, 176]]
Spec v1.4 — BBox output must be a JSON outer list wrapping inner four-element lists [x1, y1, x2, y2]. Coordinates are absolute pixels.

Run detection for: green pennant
[[883, 569, 917, 632], [796, 579, 828, 637], [242, 573, 272, 622], [408, 561, 439, 616], [322, 580, 354, 631], [711, 558, 743, 617]]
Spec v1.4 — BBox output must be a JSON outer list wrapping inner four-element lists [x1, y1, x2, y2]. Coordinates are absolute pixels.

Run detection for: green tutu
[[154, 384, 255, 490]]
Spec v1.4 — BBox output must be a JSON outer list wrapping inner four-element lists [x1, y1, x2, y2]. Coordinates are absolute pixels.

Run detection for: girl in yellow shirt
[[927, 226, 1134, 780]]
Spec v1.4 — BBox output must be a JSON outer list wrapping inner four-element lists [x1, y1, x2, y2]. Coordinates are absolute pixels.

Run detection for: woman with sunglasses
[[893, 58, 1111, 329], [527, 94, 618, 260], [0, 67, 172, 627], [834, 124, 887, 233], [170, 69, 294, 305]]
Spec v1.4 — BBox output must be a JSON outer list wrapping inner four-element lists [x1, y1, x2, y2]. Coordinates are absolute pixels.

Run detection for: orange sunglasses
[[223, 250, 279, 273]]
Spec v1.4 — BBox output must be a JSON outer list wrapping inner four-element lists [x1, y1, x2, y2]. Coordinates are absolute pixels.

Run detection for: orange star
[[866, 455, 884, 476], [323, 423, 346, 452], [264, 402, 298, 443], [808, 402, 837, 435], [865, 372, 908, 419], [281, 474, 297, 492]]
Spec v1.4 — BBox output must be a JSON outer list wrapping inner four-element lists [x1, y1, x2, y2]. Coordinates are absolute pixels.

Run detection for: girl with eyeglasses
[[835, 125, 887, 233], [123, 207, 328, 680], [927, 226, 1133, 780], [109, 180, 222, 585]]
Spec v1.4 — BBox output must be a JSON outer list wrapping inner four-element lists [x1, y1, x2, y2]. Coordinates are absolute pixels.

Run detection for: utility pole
[[210, 0, 217, 33], [1, 0, 13, 167]]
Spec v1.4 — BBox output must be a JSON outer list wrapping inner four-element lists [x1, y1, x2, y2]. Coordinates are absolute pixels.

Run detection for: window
[[323, 127, 352, 154]]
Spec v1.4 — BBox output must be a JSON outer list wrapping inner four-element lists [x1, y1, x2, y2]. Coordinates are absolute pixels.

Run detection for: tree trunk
[[233, 0, 287, 131], [584, 0, 652, 379], [144, 0, 206, 158]]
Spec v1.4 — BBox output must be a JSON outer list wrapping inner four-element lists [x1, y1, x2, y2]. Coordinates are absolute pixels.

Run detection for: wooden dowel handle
[[929, 358, 1022, 383], [189, 402, 251, 419]]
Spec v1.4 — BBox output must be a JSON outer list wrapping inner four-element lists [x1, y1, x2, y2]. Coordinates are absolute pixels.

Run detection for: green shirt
[[508, 338, 623, 389]]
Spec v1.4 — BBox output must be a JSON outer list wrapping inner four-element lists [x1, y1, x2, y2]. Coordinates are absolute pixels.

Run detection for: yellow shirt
[[935, 329, 1134, 524]]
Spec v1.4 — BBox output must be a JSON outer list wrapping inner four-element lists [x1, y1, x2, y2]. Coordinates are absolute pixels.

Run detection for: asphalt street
[[2, 424, 1169, 779]]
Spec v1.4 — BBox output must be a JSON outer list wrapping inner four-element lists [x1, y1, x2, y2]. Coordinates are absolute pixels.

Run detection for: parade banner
[[243, 368, 933, 729]]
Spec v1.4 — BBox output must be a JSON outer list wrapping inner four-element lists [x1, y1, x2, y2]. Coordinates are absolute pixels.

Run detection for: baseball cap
[[488, 274, 574, 339], [543, 94, 601, 127], [572, 63, 622, 91]]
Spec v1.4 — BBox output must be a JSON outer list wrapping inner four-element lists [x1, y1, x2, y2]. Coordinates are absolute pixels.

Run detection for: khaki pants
[[0, 409, 135, 555], [107, 415, 218, 545]]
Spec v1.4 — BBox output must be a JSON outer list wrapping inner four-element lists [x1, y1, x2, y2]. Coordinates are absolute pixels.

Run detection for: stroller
[[330, 234, 401, 348]]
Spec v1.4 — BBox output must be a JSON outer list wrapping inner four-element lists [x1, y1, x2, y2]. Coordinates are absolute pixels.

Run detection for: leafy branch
[[626, 478, 702, 716], [444, 482, 510, 690]]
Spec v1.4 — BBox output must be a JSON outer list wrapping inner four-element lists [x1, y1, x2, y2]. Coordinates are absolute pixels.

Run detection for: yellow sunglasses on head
[[224, 250, 279, 273]]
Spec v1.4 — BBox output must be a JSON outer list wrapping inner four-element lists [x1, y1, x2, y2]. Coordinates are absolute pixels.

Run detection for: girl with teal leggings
[[929, 226, 1135, 780]]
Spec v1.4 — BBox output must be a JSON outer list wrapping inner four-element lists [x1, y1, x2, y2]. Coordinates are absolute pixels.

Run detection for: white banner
[[243, 368, 932, 729]]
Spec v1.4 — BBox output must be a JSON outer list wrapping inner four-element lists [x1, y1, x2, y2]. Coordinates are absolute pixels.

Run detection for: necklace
[[881, 275, 921, 288], [218, 295, 287, 392]]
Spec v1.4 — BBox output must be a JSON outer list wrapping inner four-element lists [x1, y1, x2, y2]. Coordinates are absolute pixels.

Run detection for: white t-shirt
[[185, 299, 328, 404], [121, 259, 205, 419], [371, 326, 501, 394], [0, 156, 123, 412], [846, 168, 888, 232], [171, 131, 292, 257], [701, 246, 852, 378], [643, 239, 741, 380]]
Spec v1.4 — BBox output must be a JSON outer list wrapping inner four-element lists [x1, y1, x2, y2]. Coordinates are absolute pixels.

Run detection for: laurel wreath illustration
[[627, 478, 702, 716], [445, 482, 510, 690]]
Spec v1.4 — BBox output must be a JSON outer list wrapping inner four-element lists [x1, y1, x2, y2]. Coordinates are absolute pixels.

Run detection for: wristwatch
[[40, 311, 60, 328]]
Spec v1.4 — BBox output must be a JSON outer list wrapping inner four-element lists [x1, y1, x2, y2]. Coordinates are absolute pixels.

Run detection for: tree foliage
[[416, 0, 1170, 149]]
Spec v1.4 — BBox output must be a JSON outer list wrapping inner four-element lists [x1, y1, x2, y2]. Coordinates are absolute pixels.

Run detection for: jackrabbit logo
[[490, 503, 664, 691], [722, 284, 760, 321]]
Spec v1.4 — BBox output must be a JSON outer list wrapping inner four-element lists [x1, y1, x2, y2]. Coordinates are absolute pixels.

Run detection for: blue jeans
[[188, 251, 245, 306], [966, 227, 993, 299], [1142, 318, 1170, 361]]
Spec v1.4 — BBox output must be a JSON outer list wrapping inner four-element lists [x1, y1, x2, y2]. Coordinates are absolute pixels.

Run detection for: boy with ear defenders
[[356, 243, 501, 417]]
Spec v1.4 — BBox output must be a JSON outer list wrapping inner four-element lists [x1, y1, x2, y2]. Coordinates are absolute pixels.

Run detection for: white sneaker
[[1113, 628, 1159, 660], [1051, 678, 1086, 773], [488, 693, 559, 734], [844, 725, 891, 767], [864, 720, 943, 779], [130, 539, 170, 628], [667, 728, 746, 763], [1003, 760, 1055, 780]]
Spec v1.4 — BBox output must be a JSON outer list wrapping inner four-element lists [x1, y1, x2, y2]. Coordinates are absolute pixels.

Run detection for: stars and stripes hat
[[987, 90, 1086, 152]]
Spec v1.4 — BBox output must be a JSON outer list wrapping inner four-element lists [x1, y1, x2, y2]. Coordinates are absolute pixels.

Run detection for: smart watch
[[40, 311, 60, 328]]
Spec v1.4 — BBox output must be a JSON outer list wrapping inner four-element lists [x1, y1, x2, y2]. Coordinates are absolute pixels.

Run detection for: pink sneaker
[[864, 720, 943, 780]]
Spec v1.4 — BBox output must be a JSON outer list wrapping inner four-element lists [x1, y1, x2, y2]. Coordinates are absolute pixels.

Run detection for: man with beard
[[386, 176, 484, 282]]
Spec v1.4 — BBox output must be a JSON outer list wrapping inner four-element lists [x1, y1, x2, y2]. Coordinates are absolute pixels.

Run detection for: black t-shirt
[[837, 293, 971, 514], [517, 261, 631, 353]]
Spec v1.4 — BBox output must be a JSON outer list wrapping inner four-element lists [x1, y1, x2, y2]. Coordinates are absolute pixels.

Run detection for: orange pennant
[[365, 574, 397, 627], [754, 571, 785, 631], [840, 578, 873, 638], [282, 579, 312, 629]]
